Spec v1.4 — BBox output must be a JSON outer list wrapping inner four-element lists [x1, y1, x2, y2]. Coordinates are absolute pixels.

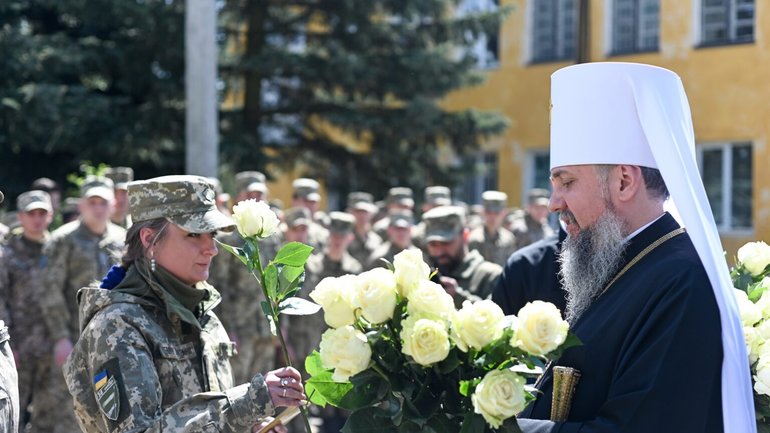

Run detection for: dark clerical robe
[[492, 228, 567, 316], [518, 213, 723, 433]]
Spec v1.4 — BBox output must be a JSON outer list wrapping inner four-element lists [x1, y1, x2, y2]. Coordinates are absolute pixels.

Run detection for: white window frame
[[697, 0, 755, 46], [456, 0, 501, 70], [696, 142, 753, 234], [527, 0, 578, 63], [523, 149, 551, 207], [459, 151, 499, 205], [606, 0, 660, 55]]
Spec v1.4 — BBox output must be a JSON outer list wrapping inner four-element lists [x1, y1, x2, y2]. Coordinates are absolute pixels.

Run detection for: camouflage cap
[[482, 190, 508, 212], [62, 197, 80, 215], [423, 205, 466, 242], [528, 188, 551, 206], [347, 191, 377, 213], [17, 190, 53, 213], [292, 178, 321, 201], [235, 171, 268, 193], [128, 175, 235, 233], [81, 176, 115, 201], [284, 206, 311, 228], [424, 186, 452, 206], [389, 209, 414, 228], [387, 187, 414, 208], [104, 167, 134, 190], [329, 211, 355, 234]]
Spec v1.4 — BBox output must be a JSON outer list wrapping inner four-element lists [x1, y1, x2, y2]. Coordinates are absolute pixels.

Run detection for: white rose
[[735, 289, 762, 327], [754, 279, 770, 320], [511, 301, 569, 357], [737, 241, 770, 277], [471, 369, 527, 429], [393, 248, 431, 297], [452, 300, 506, 352], [754, 355, 770, 397], [744, 326, 764, 364], [231, 199, 280, 239], [309, 275, 357, 328], [319, 326, 372, 382], [406, 280, 455, 323], [353, 268, 398, 324], [400, 316, 451, 366]]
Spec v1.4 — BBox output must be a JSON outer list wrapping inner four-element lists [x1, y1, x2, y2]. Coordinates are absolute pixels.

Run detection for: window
[[697, 142, 753, 231], [611, 0, 659, 54], [701, 0, 754, 45], [459, 152, 498, 204], [457, 0, 500, 69], [530, 0, 578, 63]]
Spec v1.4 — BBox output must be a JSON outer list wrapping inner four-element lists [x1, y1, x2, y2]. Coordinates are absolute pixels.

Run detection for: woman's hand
[[264, 367, 305, 407]]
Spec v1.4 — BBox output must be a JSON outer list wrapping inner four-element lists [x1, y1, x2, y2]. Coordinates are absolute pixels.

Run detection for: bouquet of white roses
[[304, 248, 578, 433], [733, 241, 770, 432]]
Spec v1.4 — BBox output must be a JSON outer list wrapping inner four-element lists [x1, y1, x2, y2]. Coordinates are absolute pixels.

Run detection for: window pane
[[702, 0, 727, 43], [638, 0, 659, 50], [731, 143, 753, 229], [533, 153, 551, 190], [701, 148, 724, 226], [613, 0, 636, 52]]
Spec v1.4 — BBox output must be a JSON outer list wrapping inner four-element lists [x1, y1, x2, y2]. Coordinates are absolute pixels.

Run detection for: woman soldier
[[63, 176, 304, 432]]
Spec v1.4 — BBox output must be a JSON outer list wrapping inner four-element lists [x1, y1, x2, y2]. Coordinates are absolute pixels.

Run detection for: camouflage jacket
[[0, 321, 20, 433], [468, 226, 517, 267], [0, 232, 50, 357], [347, 230, 382, 267], [511, 213, 554, 250], [446, 249, 503, 307], [365, 241, 411, 270], [40, 220, 126, 341], [63, 265, 274, 433]]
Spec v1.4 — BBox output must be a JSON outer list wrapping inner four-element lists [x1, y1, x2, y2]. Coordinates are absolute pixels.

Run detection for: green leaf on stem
[[264, 264, 279, 300], [438, 350, 460, 375], [459, 413, 485, 433], [545, 332, 582, 360], [278, 265, 305, 297], [306, 373, 354, 408], [341, 407, 394, 433], [426, 414, 455, 433], [278, 297, 322, 315], [216, 241, 249, 268], [243, 238, 259, 268], [274, 242, 314, 266], [748, 281, 768, 303]]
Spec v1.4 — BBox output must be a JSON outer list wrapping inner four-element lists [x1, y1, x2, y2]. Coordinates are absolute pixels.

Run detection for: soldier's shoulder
[[106, 222, 127, 239], [477, 259, 503, 278], [467, 226, 485, 242], [50, 220, 81, 239]]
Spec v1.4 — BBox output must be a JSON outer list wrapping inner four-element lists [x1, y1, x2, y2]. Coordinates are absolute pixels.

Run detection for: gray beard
[[559, 209, 629, 325]]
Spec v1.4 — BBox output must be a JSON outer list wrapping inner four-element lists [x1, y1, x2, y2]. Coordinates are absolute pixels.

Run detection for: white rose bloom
[[735, 289, 762, 327], [452, 300, 506, 351], [393, 248, 431, 298], [400, 316, 451, 366], [737, 241, 770, 277], [231, 199, 280, 239], [319, 326, 372, 382], [309, 275, 357, 328], [754, 279, 770, 320], [353, 268, 398, 324], [471, 369, 527, 429], [511, 301, 569, 357], [754, 355, 770, 397], [744, 326, 764, 364], [406, 280, 455, 323]]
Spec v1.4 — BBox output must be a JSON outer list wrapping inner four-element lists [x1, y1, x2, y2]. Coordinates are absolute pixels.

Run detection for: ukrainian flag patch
[[93, 368, 120, 421]]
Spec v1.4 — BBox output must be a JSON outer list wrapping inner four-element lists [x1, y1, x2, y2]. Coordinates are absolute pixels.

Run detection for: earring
[[149, 250, 157, 272]]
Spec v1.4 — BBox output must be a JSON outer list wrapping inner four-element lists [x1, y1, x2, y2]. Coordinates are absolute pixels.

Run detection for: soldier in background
[[104, 167, 134, 229], [510, 188, 554, 250], [208, 170, 278, 385], [0, 191, 78, 433], [367, 210, 416, 269], [423, 206, 502, 307], [346, 192, 382, 265], [0, 189, 19, 433], [412, 186, 452, 253], [372, 187, 414, 239], [60, 197, 81, 224], [468, 191, 516, 266], [291, 178, 328, 252], [39, 176, 126, 375], [30, 178, 62, 229]]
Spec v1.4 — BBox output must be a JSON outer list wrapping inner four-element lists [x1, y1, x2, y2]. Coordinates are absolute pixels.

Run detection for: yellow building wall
[[443, 0, 770, 259]]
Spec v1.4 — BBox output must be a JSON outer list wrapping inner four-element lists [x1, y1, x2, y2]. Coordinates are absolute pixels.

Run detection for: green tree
[[219, 0, 510, 200]]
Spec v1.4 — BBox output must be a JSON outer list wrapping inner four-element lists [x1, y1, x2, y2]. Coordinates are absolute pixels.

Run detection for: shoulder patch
[[93, 358, 128, 423]]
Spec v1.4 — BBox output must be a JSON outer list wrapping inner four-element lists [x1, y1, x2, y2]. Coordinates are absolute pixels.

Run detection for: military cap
[[80, 175, 115, 201], [292, 178, 321, 201], [387, 187, 414, 208], [104, 167, 134, 190], [423, 205, 467, 242], [347, 191, 377, 213], [482, 190, 508, 212], [284, 206, 311, 228], [528, 188, 551, 206], [62, 197, 80, 214], [389, 209, 414, 228], [328, 211, 355, 234], [424, 186, 452, 206], [17, 190, 53, 213], [235, 171, 268, 193], [128, 175, 235, 233], [30, 177, 59, 193]]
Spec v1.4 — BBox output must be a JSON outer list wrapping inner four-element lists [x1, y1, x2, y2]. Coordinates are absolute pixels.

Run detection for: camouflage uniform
[[348, 230, 381, 267], [0, 320, 19, 433], [64, 175, 275, 433], [208, 230, 278, 385], [105, 167, 134, 229], [511, 213, 554, 250], [366, 210, 414, 270], [291, 179, 328, 252], [372, 187, 414, 239], [468, 191, 517, 266]]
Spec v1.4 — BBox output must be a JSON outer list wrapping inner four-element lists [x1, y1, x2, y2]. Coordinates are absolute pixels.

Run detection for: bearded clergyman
[[517, 63, 754, 433]]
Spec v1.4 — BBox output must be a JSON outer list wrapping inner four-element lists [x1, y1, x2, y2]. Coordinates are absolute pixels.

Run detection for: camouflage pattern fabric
[[0, 320, 19, 433], [347, 230, 382, 266], [39, 220, 126, 341], [445, 249, 503, 308], [511, 213, 555, 250], [63, 266, 275, 433], [468, 226, 517, 267], [0, 232, 80, 433], [306, 221, 329, 253], [365, 242, 411, 270]]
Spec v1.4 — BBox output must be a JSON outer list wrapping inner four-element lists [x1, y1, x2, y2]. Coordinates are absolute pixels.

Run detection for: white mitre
[[550, 62, 755, 433]]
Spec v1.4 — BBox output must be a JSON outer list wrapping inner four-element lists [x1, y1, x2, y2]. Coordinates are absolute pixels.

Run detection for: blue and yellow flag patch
[[93, 368, 120, 421]]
